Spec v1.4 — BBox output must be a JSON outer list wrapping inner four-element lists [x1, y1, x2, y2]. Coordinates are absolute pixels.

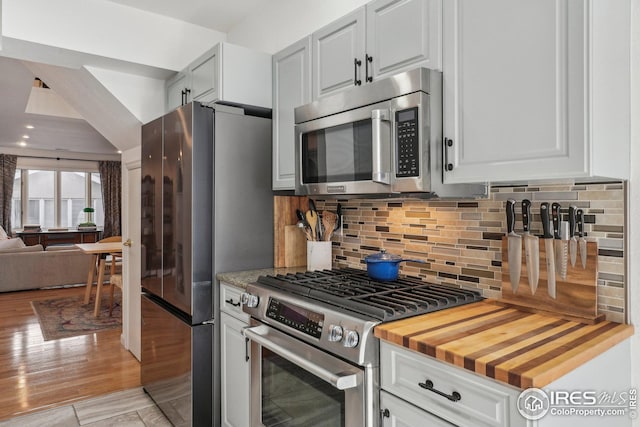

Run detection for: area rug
[[31, 295, 121, 341]]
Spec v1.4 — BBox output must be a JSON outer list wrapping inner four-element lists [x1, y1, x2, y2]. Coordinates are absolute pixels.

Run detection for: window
[[12, 161, 104, 230]]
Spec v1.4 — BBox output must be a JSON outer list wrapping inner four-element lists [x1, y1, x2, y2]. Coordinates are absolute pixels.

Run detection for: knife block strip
[[500, 237, 601, 323]]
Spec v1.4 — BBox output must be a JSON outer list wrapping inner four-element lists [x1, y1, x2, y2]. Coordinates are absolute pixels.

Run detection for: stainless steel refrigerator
[[140, 102, 273, 427]]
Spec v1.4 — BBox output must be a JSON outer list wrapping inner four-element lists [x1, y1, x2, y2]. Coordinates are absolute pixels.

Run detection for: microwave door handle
[[371, 109, 391, 184]]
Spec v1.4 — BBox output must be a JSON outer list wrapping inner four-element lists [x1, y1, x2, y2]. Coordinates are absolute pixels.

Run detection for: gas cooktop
[[256, 268, 484, 322]]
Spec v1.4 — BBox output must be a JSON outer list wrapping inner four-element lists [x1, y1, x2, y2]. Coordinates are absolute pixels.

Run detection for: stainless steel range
[[241, 268, 483, 427]]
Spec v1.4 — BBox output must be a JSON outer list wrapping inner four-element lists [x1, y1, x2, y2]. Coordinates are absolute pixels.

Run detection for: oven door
[[244, 321, 368, 427]]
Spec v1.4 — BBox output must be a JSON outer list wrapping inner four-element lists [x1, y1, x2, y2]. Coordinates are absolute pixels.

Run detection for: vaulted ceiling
[[0, 0, 273, 157]]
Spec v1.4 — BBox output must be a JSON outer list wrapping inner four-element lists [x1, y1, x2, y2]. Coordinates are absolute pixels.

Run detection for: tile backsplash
[[315, 181, 626, 323]]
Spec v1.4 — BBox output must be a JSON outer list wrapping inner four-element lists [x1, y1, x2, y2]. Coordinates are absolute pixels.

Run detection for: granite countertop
[[216, 267, 307, 289], [374, 300, 634, 389]]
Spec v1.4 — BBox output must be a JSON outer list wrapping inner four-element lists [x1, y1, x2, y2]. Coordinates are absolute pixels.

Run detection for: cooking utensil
[[551, 202, 567, 281], [506, 199, 522, 293], [540, 202, 556, 299], [321, 211, 338, 241], [297, 221, 313, 241], [364, 249, 425, 281], [305, 210, 318, 241], [577, 208, 587, 269], [569, 205, 577, 267], [522, 199, 539, 294]]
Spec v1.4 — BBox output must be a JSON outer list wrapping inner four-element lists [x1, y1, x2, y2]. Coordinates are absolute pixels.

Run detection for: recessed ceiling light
[[22, 135, 30, 139], [18, 141, 27, 147], [117, 150, 122, 154], [25, 125, 34, 129]]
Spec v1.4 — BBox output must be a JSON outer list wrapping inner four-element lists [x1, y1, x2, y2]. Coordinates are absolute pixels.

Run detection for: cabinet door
[[312, 7, 366, 99], [220, 312, 250, 427], [442, 0, 587, 183], [272, 37, 312, 190], [165, 72, 189, 113], [380, 390, 454, 427], [367, 0, 442, 80], [190, 46, 219, 103]]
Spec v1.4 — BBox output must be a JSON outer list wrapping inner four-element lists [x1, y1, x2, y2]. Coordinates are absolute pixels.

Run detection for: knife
[[506, 199, 522, 293], [551, 202, 568, 281], [577, 208, 587, 269], [522, 199, 539, 294], [540, 202, 556, 299], [569, 205, 577, 267]]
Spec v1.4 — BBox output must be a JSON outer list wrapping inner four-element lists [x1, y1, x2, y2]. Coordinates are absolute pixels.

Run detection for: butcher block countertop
[[374, 300, 633, 390]]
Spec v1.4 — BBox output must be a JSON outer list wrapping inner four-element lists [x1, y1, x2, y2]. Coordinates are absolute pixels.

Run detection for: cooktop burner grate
[[256, 268, 483, 321]]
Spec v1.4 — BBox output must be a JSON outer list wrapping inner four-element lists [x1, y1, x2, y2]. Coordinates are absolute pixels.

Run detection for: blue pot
[[364, 250, 425, 281]]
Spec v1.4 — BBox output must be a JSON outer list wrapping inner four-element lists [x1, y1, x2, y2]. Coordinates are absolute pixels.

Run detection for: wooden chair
[[108, 273, 122, 317]]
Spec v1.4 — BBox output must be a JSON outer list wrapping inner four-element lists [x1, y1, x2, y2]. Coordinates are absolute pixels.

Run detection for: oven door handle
[[243, 324, 361, 391]]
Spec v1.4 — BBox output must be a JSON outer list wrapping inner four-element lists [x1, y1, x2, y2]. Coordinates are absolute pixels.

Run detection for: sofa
[[0, 243, 96, 292]]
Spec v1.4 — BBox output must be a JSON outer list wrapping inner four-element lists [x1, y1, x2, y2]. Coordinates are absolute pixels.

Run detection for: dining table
[[76, 242, 123, 317]]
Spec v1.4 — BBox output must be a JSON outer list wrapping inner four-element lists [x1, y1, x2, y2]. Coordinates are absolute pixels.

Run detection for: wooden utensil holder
[[500, 236, 601, 323]]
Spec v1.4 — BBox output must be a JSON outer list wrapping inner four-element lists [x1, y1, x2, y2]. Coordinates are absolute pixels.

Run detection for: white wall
[[2, 0, 226, 71], [630, 1, 640, 426], [86, 66, 165, 124], [227, 0, 370, 54]]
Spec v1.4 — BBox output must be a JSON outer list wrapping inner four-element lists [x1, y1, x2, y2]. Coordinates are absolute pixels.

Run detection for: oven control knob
[[343, 329, 359, 348], [241, 293, 259, 308], [327, 325, 343, 342]]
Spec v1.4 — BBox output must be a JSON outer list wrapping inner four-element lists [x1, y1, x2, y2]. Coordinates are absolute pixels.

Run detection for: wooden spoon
[[321, 211, 338, 241], [305, 210, 318, 241]]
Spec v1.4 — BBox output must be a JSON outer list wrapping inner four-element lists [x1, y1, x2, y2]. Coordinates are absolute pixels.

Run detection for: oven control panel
[[266, 297, 324, 339]]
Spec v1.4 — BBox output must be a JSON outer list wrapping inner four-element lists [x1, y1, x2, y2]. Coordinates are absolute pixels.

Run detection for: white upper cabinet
[[312, 8, 366, 99], [312, 0, 442, 100], [366, 0, 441, 80], [442, 0, 630, 183], [165, 71, 190, 113], [272, 37, 312, 190], [164, 42, 272, 113]]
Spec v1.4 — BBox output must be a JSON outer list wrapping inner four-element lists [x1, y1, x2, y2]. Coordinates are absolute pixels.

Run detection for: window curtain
[[0, 154, 17, 235], [99, 160, 122, 238]]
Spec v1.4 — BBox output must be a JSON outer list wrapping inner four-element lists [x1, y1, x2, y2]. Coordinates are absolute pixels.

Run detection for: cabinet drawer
[[380, 390, 454, 427], [380, 342, 523, 427], [220, 283, 249, 321]]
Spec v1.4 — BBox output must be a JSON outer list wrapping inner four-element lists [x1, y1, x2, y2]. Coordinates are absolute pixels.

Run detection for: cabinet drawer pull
[[225, 298, 241, 307], [354, 58, 362, 86], [365, 54, 373, 82], [418, 379, 461, 402], [443, 138, 454, 171]]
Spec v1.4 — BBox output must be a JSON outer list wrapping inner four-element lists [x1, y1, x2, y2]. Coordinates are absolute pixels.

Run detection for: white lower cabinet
[[220, 283, 250, 427], [380, 341, 524, 427], [380, 390, 454, 426]]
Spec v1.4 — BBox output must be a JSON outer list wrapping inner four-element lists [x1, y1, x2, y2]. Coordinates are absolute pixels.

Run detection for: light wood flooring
[[0, 285, 141, 421]]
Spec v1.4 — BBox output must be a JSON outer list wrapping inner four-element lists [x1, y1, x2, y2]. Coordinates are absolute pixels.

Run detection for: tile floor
[[0, 388, 171, 427]]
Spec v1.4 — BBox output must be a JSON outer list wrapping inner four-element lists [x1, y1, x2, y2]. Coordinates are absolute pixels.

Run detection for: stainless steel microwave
[[294, 68, 485, 198]]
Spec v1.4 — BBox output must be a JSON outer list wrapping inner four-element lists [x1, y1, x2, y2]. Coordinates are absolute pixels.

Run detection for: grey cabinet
[[165, 71, 190, 113], [312, 0, 441, 99], [272, 37, 312, 190], [220, 283, 250, 427], [366, 0, 441, 80], [164, 42, 271, 113], [312, 7, 366, 99], [441, 0, 630, 183]]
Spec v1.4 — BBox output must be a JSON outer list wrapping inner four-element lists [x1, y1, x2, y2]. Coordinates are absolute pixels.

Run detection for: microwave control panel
[[395, 107, 419, 178]]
